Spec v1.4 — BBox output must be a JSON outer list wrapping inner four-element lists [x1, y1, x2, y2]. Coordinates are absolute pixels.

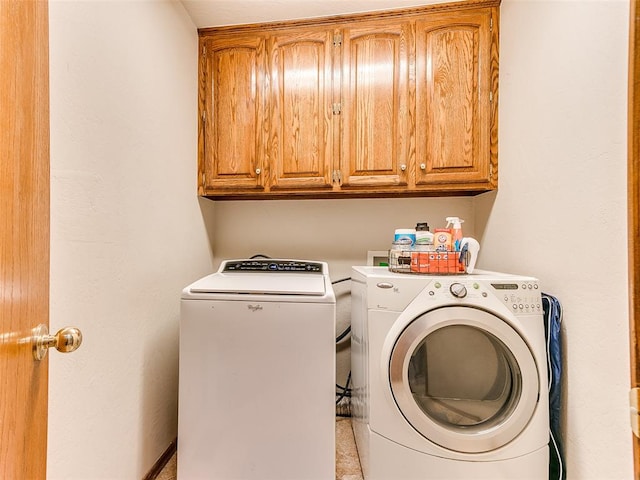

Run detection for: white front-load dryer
[[350, 266, 549, 480]]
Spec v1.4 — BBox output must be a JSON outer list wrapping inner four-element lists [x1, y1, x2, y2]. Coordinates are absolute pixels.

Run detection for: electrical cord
[[336, 326, 351, 342], [336, 371, 352, 405], [335, 384, 352, 395], [332, 277, 352, 343], [333, 276, 353, 415]]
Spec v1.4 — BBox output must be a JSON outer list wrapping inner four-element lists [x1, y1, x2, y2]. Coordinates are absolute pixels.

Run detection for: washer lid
[[184, 259, 332, 298], [188, 272, 327, 296]]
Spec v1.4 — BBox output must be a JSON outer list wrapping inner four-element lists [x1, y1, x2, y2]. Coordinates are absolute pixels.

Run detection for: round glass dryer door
[[389, 306, 539, 454]]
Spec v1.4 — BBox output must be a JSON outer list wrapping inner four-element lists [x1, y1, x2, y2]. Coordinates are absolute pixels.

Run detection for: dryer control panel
[[427, 278, 542, 315], [491, 281, 542, 315]]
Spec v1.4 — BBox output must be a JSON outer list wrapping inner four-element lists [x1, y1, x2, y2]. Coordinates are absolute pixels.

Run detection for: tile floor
[[157, 417, 363, 480]]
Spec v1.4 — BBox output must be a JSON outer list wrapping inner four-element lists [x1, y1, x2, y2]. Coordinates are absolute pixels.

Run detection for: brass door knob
[[32, 324, 83, 361]]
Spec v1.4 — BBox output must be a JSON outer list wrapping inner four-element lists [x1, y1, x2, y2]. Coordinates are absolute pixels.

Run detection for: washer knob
[[449, 282, 467, 298]]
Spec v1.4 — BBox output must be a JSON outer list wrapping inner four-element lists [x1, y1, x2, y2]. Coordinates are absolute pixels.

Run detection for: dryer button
[[376, 282, 394, 289]]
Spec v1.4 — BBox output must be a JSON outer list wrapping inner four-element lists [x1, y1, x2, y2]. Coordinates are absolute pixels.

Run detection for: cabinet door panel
[[416, 10, 492, 186], [200, 36, 266, 193], [269, 31, 333, 190], [340, 23, 411, 188]]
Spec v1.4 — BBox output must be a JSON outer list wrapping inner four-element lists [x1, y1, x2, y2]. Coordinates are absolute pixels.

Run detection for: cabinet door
[[339, 22, 411, 189], [415, 9, 495, 188], [268, 30, 334, 191], [199, 35, 267, 194]]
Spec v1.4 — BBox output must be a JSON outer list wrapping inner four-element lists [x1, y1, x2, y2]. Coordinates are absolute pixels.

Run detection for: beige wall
[[48, 1, 213, 478], [47, 0, 632, 478]]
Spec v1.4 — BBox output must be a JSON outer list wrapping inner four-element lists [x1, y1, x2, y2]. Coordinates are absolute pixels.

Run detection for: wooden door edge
[[629, 0, 640, 476]]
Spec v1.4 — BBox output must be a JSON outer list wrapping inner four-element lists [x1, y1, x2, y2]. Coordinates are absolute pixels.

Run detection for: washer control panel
[[222, 259, 324, 273]]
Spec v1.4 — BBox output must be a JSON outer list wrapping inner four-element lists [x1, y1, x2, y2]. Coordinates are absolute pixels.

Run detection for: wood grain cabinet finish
[[198, 0, 500, 199], [268, 29, 335, 191], [199, 34, 268, 194], [339, 21, 411, 189], [415, 8, 496, 189]]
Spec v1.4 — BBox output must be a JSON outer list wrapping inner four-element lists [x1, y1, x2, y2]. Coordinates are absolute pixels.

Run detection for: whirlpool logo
[[247, 304, 263, 312]]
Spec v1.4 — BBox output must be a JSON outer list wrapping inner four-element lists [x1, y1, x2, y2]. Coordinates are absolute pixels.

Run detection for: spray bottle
[[446, 217, 464, 251]]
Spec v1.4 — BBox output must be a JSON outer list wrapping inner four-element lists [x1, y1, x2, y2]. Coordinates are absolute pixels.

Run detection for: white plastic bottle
[[394, 228, 416, 246], [415, 223, 434, 247]]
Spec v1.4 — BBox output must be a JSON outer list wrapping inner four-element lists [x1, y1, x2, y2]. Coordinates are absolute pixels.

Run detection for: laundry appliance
[[351, 266, 549, 480], [178, 259, 336, 480]]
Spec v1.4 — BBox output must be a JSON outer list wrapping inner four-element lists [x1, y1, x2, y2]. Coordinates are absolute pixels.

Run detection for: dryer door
[[389, 306, 539, 454]]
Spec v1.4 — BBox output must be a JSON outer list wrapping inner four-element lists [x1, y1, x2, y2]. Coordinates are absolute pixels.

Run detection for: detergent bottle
[[446, 217, 464, 251], [414, 222, 434, 246]]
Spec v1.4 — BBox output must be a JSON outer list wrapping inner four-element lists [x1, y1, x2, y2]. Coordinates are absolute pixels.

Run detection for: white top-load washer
[[178, 259, 336, 480]]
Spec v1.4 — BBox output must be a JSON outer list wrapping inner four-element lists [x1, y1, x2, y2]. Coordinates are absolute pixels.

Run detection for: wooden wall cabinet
[[339, 21, 412, 190], [415, 8, 496, 189], [268, 28, 335, 192], [200, 34, 268, 193], [198, 0, 500, 199]]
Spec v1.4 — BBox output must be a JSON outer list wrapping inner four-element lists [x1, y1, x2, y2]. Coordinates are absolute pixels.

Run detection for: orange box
[[410, 252, 431, 273], [399, 249, 466, 274], [433, 229, 452, 251], [425, 251, 465, 274]]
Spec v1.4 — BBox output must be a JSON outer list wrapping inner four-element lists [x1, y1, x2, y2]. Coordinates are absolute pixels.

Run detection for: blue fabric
[[542, 293, 565, 480]]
